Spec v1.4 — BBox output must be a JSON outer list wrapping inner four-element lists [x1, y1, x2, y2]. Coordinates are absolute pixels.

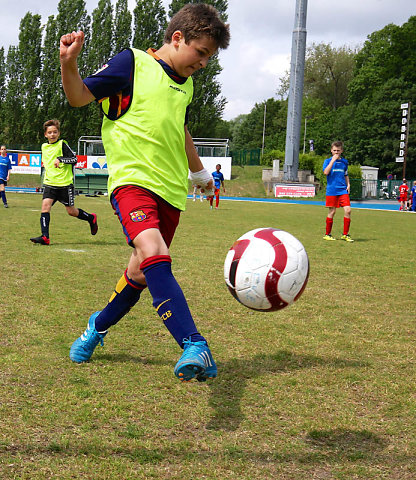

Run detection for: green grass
[[0, 192, 415, 479]]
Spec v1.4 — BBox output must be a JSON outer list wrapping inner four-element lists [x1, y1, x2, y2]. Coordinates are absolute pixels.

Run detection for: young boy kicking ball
[[60, 4, 230, 382]]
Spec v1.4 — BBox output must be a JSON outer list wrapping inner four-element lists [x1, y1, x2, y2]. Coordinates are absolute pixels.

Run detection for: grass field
[[0, 192, 415, 479]]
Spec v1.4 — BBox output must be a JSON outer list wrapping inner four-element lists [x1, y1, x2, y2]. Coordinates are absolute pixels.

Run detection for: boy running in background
[[30, 119, 98, 245], [322, 141, 354, 242], [60, 4, 230, 382], [0, 145, 12, 208]]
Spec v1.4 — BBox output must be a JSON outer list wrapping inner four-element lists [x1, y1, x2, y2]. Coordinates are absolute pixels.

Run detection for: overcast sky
[[1, 0, 415, 120]]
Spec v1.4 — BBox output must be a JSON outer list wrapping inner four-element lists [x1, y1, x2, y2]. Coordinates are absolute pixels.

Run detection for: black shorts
[[0, 179, 7, 186], [43, 184, 75, 207]]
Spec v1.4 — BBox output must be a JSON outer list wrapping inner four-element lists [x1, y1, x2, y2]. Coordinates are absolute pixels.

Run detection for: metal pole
[[261, 103, 267, 158], [403, 102, 411, 178], [283, 0, 308, 181], [302, 116, 307, 154]]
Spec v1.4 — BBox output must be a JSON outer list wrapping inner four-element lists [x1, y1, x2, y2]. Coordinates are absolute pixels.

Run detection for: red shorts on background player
[[322, 141, 354, 243]]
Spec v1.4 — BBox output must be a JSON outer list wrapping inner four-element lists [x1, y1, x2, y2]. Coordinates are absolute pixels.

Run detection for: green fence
[[349, 179, 415, 201], [231, 149, 261, 166]]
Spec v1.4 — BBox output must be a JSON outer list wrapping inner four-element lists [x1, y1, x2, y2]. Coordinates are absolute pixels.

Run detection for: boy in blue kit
[[209, 163, 225, 209], [411, 181, 416, 212], [322, 141, 354, 242], [0, 145, 12, 208], [61, 4, 230, 382]]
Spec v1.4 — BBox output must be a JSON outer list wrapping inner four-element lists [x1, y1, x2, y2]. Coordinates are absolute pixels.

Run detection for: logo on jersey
[[130, 210, 146, 222], [169, 85, 187, 95], [93, 63, 109, 75]]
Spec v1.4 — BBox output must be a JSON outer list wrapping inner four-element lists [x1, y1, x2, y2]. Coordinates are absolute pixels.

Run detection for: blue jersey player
[[209, 163, 225, 209], [322, 141, 354, 242], [0, 145, 12, 208]]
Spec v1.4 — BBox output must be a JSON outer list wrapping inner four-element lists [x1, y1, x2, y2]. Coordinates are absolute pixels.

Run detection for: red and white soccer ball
[[224, 228, 309, 311]]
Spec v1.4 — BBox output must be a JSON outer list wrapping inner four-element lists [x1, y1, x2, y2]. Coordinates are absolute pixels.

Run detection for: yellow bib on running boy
[[42, 140, 74, 187]]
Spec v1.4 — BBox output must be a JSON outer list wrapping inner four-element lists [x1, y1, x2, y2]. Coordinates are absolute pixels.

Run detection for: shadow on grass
[[206, 350, 369, 432], [97, 353, 168, 366], [0, 427, 395, 467], [305, 427, 388, 460]]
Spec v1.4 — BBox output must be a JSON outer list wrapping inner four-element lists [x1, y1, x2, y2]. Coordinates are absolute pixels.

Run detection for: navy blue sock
[[94, 270, 146, 332], [0, 191, 7, 204], [41, 212, 50, 238], [141, 256, 206, 348], [77, 208, 93, 223]]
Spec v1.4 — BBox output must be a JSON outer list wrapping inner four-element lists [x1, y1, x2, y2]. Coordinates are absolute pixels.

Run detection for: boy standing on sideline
[[398, 179, 409, 211], [322, 141, 354, 242], [209, 163, 225, 209], [0, 145, 12, 208], [410, 181, 416, 212], [30, 119, 98, 245], [60, 4, 230, 382]]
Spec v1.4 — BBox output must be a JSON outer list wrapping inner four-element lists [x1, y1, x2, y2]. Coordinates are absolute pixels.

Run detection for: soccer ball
[[224, 228, 309, 311]]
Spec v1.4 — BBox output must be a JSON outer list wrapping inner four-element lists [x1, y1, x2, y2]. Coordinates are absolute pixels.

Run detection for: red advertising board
[[274, 184, 315, 198]]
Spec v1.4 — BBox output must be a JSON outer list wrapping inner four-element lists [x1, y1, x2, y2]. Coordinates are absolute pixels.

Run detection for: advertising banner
[[10, 152, 42, 174], [274, 184, 315, 198]]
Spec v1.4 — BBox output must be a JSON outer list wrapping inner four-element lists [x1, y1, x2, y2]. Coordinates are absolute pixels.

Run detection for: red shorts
[[399, 194, 408, 202], [325, 194, 351, 208], [111, 185, 180, 246], [214, 188, 220, 196]]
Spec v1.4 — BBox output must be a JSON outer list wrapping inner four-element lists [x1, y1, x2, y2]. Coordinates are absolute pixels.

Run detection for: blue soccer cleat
[[174, 339, 217, 382], [69, 311, 107, 363]]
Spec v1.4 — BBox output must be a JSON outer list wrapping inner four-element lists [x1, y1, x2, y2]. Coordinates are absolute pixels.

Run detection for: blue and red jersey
[[212, 170, 224, 189], [323, 157, 349, 196]]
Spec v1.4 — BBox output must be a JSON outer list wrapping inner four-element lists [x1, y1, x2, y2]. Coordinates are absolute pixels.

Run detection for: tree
[[56, 0, 92, 145], [113, 0, 132, 53], [303, 43, 356, 110], [40, 15, 61, 122], [18, 12, 42, 145], [348, 24, 400, 104], [133, 0, 166, 51], [90, 0, 113, 66], [231, 98, 287, 152], [3, 46, 23, 147], [167, 0, 229, 137], [0, 48, 6, 137]]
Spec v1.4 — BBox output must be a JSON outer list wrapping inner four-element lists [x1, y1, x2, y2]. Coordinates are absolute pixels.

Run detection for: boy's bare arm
[[60, 31, 95, 107], [185, 127, 214, 192], [323, 155, 339, 176], [185, 127, 204, 173]]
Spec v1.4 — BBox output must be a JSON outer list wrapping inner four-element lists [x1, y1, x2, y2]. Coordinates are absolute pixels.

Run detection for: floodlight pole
[[261, 103, 267, 158], [283, 0, 308, 181]]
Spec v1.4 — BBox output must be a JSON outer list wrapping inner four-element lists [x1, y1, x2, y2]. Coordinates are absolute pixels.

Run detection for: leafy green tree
[[3, 46, 23, 146], [90, 0, 113, 66], [0, 47, 6, 137], [348, 24, 400, 104], [113, 0, 132, 53], [18, 12, 42, 145], [232, 98, 287, 152], [133, 0, 166, 51], [167, 0, 229, 137], [303, 43, 356, 110], [86, 0, 114, 136], [40, 15, 61, 123], [56, 0, 92, 146]]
